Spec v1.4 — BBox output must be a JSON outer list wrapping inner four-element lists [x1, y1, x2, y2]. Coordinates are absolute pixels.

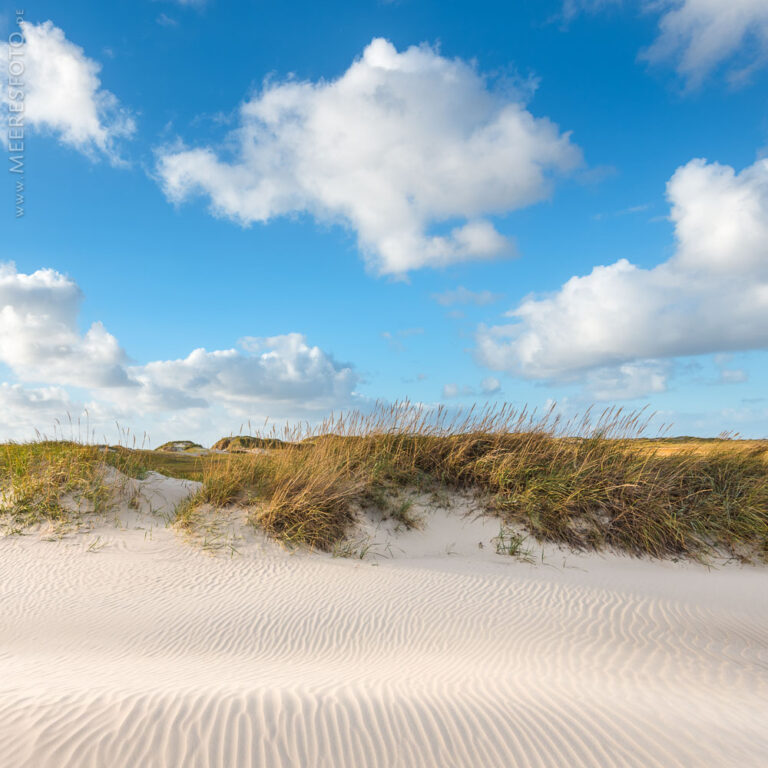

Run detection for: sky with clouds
[[1, 0, 768, 443]]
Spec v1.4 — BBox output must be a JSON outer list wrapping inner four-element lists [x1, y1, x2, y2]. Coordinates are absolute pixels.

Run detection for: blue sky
[[1, 0, 768, 443]]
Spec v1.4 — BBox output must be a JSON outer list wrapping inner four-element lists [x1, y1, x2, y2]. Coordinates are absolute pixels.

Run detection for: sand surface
[[1, 473, 767, 767]]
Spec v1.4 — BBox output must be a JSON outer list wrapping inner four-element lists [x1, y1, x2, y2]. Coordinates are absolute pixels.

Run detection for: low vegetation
[[2, 403, 767, 562], [210, 436, 290, 452], [155, 440, 205, 453], [0, 442, 126, 533]]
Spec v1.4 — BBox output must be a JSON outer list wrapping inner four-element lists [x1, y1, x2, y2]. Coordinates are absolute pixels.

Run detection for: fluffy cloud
[[156, 38, 581, 275], [0, 263, 360, 441], [127, 334, 358, 420], [0, 21, 135, 160], [0, 264, 132, 388], [132, 335, 358, 413], [643, 0, 768, 86], [476, 157, 768, 398], [565, 0, 768, 86]]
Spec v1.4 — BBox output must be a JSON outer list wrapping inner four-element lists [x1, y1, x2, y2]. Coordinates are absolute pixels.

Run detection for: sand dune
[[0, 477, 766, 767]]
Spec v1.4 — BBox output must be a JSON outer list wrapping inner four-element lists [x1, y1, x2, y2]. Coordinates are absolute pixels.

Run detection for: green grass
[[106, 447, 213, 481], [0, 442, 121, 532], [493, 525, 533, 561], [0, 442, 217, 532]]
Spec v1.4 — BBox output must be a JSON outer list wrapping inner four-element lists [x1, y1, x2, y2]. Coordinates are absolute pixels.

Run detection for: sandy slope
[[0, 475, 766, 768]]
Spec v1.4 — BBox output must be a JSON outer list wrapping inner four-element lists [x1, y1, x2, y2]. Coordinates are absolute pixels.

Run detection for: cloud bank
[[476, 157, 768, 398], [0, 21, 135, 161], [0, 263, 359, 441], [157, 38, 581, 275]]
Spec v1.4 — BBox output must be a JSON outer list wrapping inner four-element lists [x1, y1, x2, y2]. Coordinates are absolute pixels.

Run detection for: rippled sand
[[0, 475, 766, 767]]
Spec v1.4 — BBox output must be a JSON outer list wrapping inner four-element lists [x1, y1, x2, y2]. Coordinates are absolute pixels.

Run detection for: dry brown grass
[[176, 403, 768, 561], [3, 404, 767, 562]]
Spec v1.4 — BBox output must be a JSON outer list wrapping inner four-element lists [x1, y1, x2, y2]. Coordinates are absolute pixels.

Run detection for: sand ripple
[[0, 528, 766, 767]]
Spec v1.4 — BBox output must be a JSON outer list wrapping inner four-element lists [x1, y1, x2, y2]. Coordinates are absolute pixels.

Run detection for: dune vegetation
[[210, 436, 290, 452], [155, 440, 205, 453], [1, 403, 767, 562]]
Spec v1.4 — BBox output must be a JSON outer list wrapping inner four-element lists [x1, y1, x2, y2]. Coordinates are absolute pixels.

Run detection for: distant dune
[[210, 436, 291, 452]]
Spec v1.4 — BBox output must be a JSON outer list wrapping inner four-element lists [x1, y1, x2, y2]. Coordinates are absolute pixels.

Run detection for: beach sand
[[0, 472, 766, 767]]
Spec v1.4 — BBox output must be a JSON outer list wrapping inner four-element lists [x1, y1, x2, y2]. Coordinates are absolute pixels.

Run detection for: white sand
[[0, 476, 767, 768]]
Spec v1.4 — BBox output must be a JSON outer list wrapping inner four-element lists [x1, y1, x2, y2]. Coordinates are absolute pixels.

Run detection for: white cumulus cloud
[[132, 334, 358, 413], [0, 263, 132, 388], [156, 38, 581, 275], [0, 263, 360, 441], [476, 157, 768, 398], [1, 21, 135, 161]]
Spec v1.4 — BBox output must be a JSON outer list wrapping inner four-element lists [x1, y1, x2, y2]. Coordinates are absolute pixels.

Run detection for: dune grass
[[173, 403, 768, 561], [0, 442, 210, 532], [2, 403, 767, 562], [0, 442, 119, 532]]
